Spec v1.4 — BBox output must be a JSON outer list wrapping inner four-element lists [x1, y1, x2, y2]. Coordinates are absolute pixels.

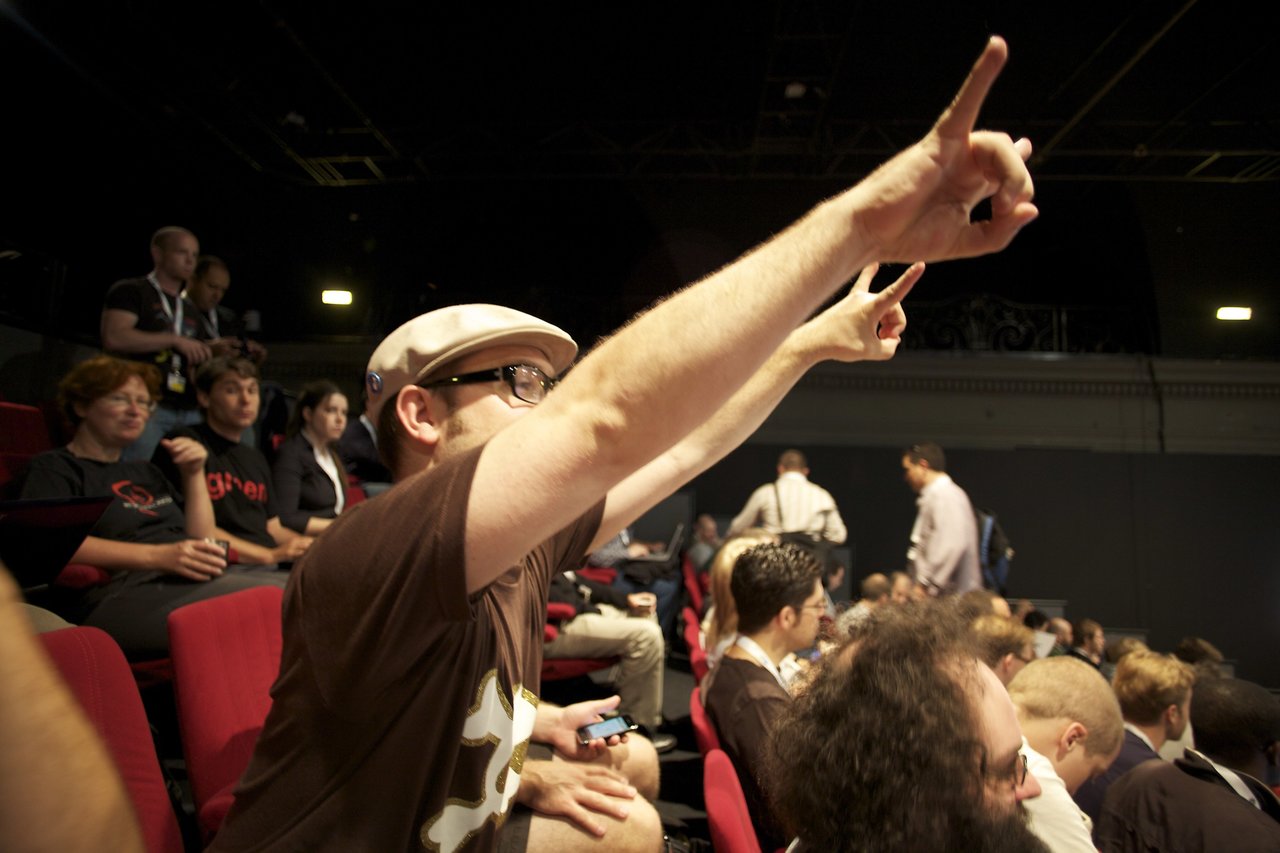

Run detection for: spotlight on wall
[[322, 290, 353, 306], [1216, 306, 1252, 321]]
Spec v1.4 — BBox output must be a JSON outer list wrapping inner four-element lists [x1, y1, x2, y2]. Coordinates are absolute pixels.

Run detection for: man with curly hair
[[766, 600, 1045, 852]]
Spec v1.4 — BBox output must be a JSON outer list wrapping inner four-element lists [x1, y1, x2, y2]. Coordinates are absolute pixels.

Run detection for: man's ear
[[1265, 740, 1279, 768], [1060, 721, 1088, 756], [395, 386, 443, 449], [196, 390, 209, 411]]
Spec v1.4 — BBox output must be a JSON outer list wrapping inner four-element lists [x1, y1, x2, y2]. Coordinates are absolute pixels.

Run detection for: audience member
[[0, 561, 145, 852], [19, 356, 284, 659], [1046, 617, 1073, 656], [832, 570, 890, 635], [901, 440, 981, 596], [766, 599, 1045, 852], [1008, 657, 1123, 853], [337, 402, 393, 496], [210, 35, 1038, 850], [1161, 634, 1228, 760], [727, 449, 847, 572], [1172, 634, 1227, 676], [1073, 650, 1194, 828], [971, 612, 1036, 686], [1100, 635, 1148, 681], [151, 357, 312, 566], [1024, 609, 1048, 631], [703, 528, 780, 669], [185, 255, 267, 364], [685, 513, 722, 573], [1066, 618, 1105, 670], [703, 543, 824, 852], [1013, 598, 1036, 623], [591, 525, 681, 643], [543, 570, 673, 753], [958, 587, 1013, 621], [100, 226, 212, 460], [271, 380, 350, 536], [889, 569, 917, 604], [1097, 676, 1280, 851]]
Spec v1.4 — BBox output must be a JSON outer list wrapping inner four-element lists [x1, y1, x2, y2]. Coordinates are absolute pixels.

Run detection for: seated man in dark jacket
[[1096, 675, 1280, 852], [544, 569, 671, 752]]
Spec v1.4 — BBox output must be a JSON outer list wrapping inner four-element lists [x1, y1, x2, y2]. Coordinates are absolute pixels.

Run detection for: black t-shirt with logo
[[151, 422, 278, 549], [102, 276, 206, 408], [20, 447, 187, 544]]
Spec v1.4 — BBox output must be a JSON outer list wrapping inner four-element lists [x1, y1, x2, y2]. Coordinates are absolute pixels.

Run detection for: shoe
[[647, 731, 678, 754]]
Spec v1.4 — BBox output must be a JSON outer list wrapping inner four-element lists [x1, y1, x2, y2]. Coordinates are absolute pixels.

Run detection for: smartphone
[[576, 713, 638, 745]]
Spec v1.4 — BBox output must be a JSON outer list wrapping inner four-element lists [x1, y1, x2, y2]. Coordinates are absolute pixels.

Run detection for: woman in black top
[[21, 356, 284, 659], [271, 380, 350, 535]]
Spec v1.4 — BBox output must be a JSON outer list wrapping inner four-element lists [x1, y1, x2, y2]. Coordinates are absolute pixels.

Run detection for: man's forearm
[[596, 333, 817, 545], [101, 312, 176, 355], [0, 570, 145, 853]]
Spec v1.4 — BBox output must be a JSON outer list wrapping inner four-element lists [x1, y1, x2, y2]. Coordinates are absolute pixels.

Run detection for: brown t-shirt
[[211, 445, 604, 852]]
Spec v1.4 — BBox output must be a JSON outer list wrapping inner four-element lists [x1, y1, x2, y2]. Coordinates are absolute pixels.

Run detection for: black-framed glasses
[[983, 750, 1029, 789], [417, 364, 557, 405]]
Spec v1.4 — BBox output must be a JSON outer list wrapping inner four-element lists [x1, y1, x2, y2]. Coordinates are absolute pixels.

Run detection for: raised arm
[[162, 436, 216, 540], [466, 37, 1033, 592], [594, 263, 923, 548]]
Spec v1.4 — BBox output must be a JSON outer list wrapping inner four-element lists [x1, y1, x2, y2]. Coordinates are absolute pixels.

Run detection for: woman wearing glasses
[[271, 380, 350, 536], [20, 355, 285, 660]]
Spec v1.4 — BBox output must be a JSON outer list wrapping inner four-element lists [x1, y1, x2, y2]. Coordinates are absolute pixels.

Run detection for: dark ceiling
[[2, 0, 1277, 357]]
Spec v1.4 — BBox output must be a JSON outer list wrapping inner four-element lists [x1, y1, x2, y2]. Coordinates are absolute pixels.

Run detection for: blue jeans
[[122, 404, 203, 462]]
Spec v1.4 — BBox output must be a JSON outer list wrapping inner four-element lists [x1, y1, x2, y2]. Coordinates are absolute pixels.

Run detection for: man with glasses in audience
[[212, 36, 1038, 853], [702, 542, 825, 852], [766, 600, 1045, 851]]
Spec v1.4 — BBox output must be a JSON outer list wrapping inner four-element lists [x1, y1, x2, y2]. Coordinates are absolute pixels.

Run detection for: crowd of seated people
[[8, 45, 1279, 852]]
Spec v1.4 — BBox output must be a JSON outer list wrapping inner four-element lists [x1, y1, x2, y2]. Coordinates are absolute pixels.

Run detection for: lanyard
[[734, 635, 789, 692], [147, 272, 184, 335]]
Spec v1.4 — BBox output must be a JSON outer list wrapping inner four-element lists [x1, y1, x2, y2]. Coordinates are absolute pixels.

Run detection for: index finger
[[934, 35, 1008, 139]]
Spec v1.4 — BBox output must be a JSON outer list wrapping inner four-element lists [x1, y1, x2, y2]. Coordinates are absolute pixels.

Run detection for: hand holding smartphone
[[575, 713, 638, 745]]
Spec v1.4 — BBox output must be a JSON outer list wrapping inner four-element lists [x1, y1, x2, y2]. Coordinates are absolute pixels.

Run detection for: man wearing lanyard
[[701, 542, 824, 853], [101, 225, 212, 460]]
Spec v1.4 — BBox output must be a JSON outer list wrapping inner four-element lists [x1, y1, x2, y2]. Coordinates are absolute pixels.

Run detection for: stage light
[[322, 290, 352, 306], [1216, 306, 1251, 321]]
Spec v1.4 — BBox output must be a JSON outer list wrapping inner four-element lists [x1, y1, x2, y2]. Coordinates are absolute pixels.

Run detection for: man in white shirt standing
[[902, 440, 982, 595], [727, 449, 847, 555]]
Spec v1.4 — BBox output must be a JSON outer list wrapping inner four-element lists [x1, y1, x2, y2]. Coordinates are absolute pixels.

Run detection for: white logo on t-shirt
[[420, 670, 538, 852]]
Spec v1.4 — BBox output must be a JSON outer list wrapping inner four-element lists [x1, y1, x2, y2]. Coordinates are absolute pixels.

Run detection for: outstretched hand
[[799, 261, 924, 363], [850, 36, 1037, 264]]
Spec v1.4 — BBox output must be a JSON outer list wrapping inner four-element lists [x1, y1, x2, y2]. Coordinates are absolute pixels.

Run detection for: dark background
[[1, 0, 1276, 357]]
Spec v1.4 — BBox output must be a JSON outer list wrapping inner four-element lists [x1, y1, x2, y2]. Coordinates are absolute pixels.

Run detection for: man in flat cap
[[214, 36, 1037, 853]]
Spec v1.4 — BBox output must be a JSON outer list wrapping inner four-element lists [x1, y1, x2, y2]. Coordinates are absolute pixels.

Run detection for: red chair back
[[0, 401, 55, 454], [681, 554, 704, 614], [689, 685, 721, 756], [167, 585, 285, 843], [683, 606, 708, 684], [704, 748, 762, 853], [39, 626, 185, 853]]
